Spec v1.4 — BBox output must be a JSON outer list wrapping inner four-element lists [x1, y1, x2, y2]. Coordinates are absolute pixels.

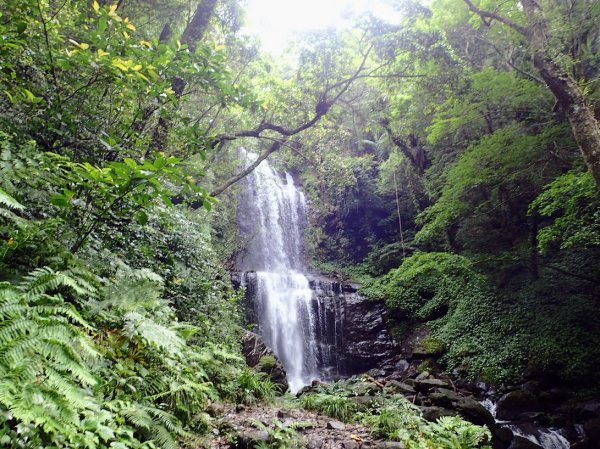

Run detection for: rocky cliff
[[233, 272, 398, 382]]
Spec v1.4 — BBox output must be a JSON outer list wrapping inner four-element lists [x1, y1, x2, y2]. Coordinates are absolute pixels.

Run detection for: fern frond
[[44, 366, 92, 408], [0, 187, 24, 211], [123, 312, 183, 353], [151, 423, 179, 449], [0, 267, 100, 436], [123, 407, 153, 430], [22, 267, 98, 298], [146, 406, 181, 433], [0, 207, 27, 226], [127, 267, 164, 286]]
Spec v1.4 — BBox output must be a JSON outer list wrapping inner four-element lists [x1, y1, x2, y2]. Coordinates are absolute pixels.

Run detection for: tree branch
[[462, 0, 529, 36], [210, 140, 284, 197], [475, 36, 545, 84], [213, 45, 375, 146]]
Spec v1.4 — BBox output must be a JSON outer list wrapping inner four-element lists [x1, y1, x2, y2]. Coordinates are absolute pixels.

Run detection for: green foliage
[[299, 393, 358, 422], [297, 379, 491, 449], [232, 368, 277, 405], [416, 124, 568, 246], [253, 419, 303, 449], [363, 252, 479, 320], [366, 249, 600, 383], [0, 271, 98, 437], [49, 151, 211, 252], [530, 170, 600, 252], [426, 68, 552, 145]]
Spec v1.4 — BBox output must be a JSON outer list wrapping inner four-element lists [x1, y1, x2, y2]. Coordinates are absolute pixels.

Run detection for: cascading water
[[480, 399, 571, 449], [236, 149, 320, 392]]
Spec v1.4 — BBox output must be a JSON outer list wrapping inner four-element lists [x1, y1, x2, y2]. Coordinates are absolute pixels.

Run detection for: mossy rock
[[413, 337, 446, 357], [256, 355, 277, 372]]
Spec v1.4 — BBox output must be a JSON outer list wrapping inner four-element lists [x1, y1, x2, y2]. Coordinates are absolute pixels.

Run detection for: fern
[[90, 265, 168, 321], [0, 187, 24, 211], [22, 266, 98, 299], [123, 311, 184, 353], [120, 403, 186, 449], [0, 271, 99, 435]]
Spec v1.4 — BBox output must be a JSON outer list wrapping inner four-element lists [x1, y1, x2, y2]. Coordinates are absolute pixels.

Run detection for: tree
[[463, 0, 600, 189]]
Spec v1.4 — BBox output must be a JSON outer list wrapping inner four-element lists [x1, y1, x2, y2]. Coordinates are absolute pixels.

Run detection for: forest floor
[[207, 401, 400, 449]]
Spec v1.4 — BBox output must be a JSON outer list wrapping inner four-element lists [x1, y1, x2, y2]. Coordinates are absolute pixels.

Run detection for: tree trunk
[[520, 0, 600, 189], [150, 0, 219, 150], [463, 0, 600, 189]]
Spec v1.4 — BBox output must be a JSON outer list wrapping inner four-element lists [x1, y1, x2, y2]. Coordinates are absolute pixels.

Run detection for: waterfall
[[236, 149, 320, 392]]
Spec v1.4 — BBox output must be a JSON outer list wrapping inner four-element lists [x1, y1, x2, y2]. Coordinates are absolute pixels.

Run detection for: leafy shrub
[[364, 397, 491, 449], [232, 368, 277, 405], [252, 419, 303, 449], [365, 249, 600, 383], [529, 170, 600, 252], [362, 252, 479, 320], [299, 392, 358, 422]]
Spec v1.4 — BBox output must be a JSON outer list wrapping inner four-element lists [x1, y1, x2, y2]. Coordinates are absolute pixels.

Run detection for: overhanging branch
[[210, 140, 284, 197], [462, 0, 529, 36]]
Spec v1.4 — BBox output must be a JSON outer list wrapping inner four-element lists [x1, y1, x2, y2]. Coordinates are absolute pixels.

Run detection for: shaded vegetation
[[1, 0, 599, 447]]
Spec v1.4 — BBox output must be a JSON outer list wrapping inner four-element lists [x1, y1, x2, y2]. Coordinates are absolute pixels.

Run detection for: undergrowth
[[296, 379, 491, 449]]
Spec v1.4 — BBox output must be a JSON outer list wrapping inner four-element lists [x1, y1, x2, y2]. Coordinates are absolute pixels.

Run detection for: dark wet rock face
[[337, 284, 397, 374], [241, 330, 289, 393], [236, 272, 398, 384], [496, 390, 541, 421]]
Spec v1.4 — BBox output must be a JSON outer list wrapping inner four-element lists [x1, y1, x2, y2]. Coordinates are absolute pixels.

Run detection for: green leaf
[[50, 194, 70, 207], [136, 211, 148, 225]]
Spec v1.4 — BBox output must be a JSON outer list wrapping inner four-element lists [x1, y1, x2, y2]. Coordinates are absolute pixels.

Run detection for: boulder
[[277, 409, 294, 419], [419, 406, 459, 422], [415, 377, 451, 393], [413, 337, 445, 357], [455, 397, 496, 429], [342, 440, 358, 449], [385, 380, 416, 395], [326, 420, 346, 430], [349, 395, 377, 411], [428, 388, 463, 408], [241, 331, 289, 393], [353, 381, 382, 396], [234, 430, 269, 449], [494, 426, 514, 444], [306, 437, 324, 449], [375, 442, 405, 449], [437, 388, 463, 402], [496, 390, 540, 421]]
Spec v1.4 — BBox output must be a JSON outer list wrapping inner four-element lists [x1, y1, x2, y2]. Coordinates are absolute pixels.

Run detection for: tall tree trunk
[[520, 0, 600, 189], [150, 0, 219, 150]]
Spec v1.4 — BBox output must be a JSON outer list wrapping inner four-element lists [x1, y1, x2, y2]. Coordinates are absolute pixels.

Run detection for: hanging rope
[[393, 169, 406, 259]]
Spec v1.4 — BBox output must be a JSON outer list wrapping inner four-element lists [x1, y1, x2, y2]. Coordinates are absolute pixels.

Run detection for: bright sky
[[241, 0, 402, 54]]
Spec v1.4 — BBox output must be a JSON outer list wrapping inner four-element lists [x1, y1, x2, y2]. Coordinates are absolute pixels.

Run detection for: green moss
[[256, 355, 277, 372], [415, 337, 445, 356]]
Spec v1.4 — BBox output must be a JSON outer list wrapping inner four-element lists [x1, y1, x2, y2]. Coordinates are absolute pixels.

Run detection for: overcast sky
[[241, 0, 402, 54]]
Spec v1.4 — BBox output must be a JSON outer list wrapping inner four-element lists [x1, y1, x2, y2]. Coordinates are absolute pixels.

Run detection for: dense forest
[[0, 0, 599, 448]]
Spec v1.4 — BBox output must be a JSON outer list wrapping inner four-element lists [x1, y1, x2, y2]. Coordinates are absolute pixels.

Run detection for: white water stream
[[480, 399, 571, 449], [237, 149, 318, 392]]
